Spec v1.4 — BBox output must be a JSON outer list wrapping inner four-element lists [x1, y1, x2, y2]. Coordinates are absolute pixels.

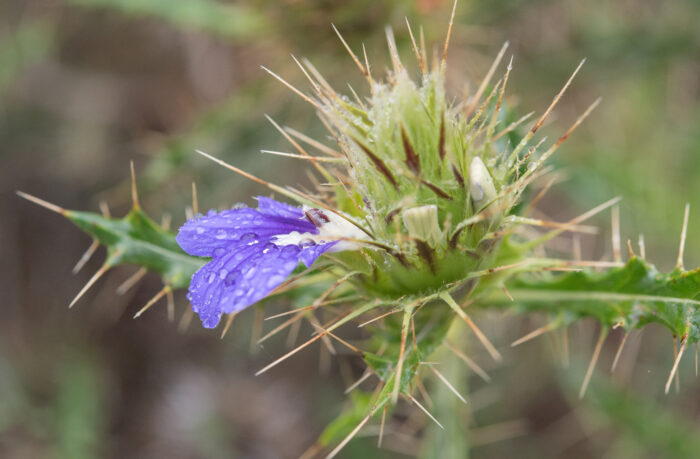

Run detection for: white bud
[[469, 156, 497, 207], [402, 205, 442, 246]]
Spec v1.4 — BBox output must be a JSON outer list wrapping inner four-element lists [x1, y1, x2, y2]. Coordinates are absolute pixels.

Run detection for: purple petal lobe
[[256, 196, 305, 219], [176, 205, 317, 257], [298, 241, 339, 267], [188, 241, 304, 328], [177, 197, 340, 329]]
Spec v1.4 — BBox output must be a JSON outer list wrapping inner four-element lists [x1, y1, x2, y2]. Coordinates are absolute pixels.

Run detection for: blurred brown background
[[2, 0, 700, 458]]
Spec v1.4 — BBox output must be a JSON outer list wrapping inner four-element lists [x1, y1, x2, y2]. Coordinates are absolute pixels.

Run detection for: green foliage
[[53, 354, 103, 459], [67, 205, 203, 288], [0, 22, 52, 97], [65, 0, 269, 40], [502, 257, 700, 342]]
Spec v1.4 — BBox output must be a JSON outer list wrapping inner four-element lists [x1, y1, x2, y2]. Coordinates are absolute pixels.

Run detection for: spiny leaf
[[66, 207, 203, 289], [502, 257, 700, 342]]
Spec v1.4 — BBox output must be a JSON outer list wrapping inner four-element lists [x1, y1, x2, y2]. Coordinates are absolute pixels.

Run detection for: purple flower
[[176, 197, 344, 328]]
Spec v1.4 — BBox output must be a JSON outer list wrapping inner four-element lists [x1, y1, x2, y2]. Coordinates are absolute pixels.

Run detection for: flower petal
[[256, 196, 305, 220], [187, 241, 306, 328], [298, 241, 339, 267], [176, 206, 317, 258]]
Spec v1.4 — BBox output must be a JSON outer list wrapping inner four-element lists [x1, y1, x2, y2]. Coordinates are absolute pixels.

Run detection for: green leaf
[[68, 206, 204, 289], [502, 257, 700, 341], [64, 0, 269, 40], [18, 192, 204, 289]]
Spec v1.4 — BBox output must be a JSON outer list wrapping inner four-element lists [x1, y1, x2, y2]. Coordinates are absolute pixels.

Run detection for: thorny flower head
[[175, 19, 599, 348]]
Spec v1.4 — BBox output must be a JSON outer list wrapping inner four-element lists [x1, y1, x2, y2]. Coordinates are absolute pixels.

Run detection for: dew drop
[[196, 227, 205, 234], [215, 229, 227, 239], [213, 248, 226, 257], [282, 245, 300, 255], [267, 275, 285, 288], [299, 238, 316, 248], [218, 268, 229, 280], [207, 273, 216, 284], [224, 273, 237, 287], [262, 243, 278, 254]]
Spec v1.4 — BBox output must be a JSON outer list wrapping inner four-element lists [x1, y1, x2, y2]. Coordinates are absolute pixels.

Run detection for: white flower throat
[[272, 207, 368, 251]]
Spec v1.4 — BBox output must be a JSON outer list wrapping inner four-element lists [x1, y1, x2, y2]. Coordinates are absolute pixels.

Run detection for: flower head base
[[176, 197, 365, 328]]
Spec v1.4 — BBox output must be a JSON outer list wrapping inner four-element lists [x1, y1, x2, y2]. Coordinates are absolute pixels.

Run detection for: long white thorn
[[611, 332, 629, 372], [445, 341, 491, 382], [326, 410, 373, 459], [261, 65, 322, 109], [166, 289, 175, 322], [431, 366, 468, 404], [638, 234, 646, 259], [677, 203, 690, 270], [130, 161, 139, 209], [133, 286, 170, 318], [345, 370, 372, 394], [99, 200, 111, 218], [69, 263, 110, 308], [16, 191, 66, 215], [406, 393, 444, 429], [611, 205, 621, 263], [72, 240, 100, 274], [220, 312, 237, 339], [116, 267, 147, 295], [579, 329, 607, 399], [441, 292, 502, 362], [666, 338, 687, 394], [378, 405, 387, 448], [511, 322, 557, 347], [441, 0, 458, 66]]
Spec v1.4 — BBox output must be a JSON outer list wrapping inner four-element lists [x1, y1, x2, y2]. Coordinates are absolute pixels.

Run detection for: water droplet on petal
[[267, 275, 285, 288], [284, 261, 298, 271], [215, 229, 227, 239], [282, 245, 300, 255], [207, 273, 216, 284], [196, 227, 205, 234], [299, 238, 316, 248], [219, 268, 229, 279], [213, 248, 226, 257], [224, 273, 237, 287], [262, 243, 278, 254]]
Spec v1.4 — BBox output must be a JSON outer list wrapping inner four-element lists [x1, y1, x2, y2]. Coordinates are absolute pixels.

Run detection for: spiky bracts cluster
[[18, 10, 700, 459]]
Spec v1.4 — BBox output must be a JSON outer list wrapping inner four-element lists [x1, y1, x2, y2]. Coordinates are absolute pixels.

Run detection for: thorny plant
[[18, 4, 700, 458]]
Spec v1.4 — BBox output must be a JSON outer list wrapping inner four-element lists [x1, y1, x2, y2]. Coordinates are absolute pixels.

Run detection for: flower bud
[[402, 205, 442, 247], [469, 156, 498, 208]]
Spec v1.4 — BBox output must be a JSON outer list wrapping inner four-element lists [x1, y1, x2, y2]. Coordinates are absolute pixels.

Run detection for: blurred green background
[[2, 0, 699, 457]]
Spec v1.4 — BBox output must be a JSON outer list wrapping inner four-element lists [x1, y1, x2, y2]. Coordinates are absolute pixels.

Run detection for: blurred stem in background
[[422, 319, 471, 458]]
